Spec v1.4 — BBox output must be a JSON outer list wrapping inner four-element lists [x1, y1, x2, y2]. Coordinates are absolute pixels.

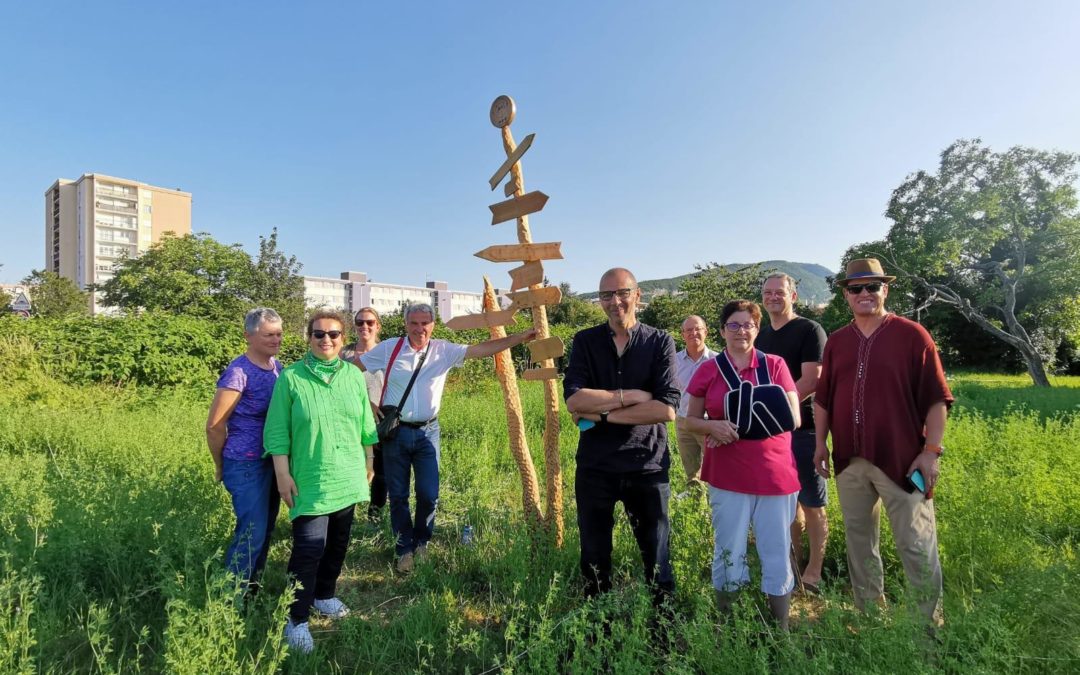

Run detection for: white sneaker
[[313, 596, 350, 619], [284, 619, 314, 654]]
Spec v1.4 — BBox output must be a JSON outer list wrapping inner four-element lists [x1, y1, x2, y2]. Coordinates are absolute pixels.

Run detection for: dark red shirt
[[815, 314, 953, 490]]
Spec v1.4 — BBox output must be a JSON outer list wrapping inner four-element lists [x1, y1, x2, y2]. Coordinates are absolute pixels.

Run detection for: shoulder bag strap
[[379, 338, 406, 406], [714, 351, 743, 390], [754, 349, 771, 385], [393, 342, 430, 410]]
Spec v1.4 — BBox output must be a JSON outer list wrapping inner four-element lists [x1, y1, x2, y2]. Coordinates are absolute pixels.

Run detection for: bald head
[[598, 267, 640, 332], [600, 267, 638, 288]]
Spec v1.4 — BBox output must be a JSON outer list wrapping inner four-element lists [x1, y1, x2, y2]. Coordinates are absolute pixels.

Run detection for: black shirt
[[563, 321, 680, 474], [756, 316, 827, 430]]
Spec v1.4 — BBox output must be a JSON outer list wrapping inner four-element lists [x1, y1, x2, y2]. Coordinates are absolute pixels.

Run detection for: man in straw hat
[[812, 258, 953, 624]]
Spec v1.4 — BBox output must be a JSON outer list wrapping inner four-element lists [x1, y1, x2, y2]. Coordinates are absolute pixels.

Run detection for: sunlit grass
[[1, 363, 1078, 672]]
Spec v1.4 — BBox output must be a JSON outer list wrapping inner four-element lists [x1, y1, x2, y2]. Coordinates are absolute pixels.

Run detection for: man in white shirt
[[673, 315, 718, 495], [358, 303, 535, 572]]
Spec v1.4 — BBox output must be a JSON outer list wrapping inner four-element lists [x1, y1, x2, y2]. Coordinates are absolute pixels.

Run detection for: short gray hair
[[763, 273, 798, 292], [244, 307, 282, 333], [404, 303, 435, 322]]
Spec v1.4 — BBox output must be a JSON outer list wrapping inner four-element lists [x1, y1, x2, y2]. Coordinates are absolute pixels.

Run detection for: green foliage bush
[[0, 314, 306, 389]]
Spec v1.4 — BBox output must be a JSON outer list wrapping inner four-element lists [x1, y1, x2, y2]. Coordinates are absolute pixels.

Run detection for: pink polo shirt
[[686, 351, 800, 496]]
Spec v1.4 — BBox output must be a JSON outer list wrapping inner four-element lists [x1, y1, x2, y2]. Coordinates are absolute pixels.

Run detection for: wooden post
[[482, 275, 544, 528], [500, 121, 564, 547]]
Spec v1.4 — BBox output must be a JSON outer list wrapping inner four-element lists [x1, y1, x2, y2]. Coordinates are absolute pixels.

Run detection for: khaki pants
[[836, 457, 943, 623], [674, 416, 705, 490]]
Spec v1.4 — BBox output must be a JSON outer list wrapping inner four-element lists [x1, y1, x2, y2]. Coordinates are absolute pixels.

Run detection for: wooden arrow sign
[[522, 367, 559, 381], [475, 242, 563, 263], [490, 191, 549, 225], [489, 132, 535, 190], [504, 179, 520, 198], [444, 309, 517, 331], [527, 336, 564, 362], [507, 286, 562, 312], [508, 260, 544, 290]]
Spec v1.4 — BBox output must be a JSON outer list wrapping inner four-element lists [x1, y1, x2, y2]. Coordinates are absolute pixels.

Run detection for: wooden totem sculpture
[[446, 95, 565, 545]]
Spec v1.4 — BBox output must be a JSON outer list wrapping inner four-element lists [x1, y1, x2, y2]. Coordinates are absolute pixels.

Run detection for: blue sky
[[2, 1, 1078, 294]]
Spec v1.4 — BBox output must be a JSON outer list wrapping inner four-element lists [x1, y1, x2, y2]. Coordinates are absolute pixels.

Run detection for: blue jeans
[[222, 457, 280, 583], [382, 420, 441, 556], [575, 467, 676, 605]]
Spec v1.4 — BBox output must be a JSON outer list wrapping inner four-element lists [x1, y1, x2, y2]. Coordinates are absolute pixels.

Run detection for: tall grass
[[1, 334, 1078, 672]]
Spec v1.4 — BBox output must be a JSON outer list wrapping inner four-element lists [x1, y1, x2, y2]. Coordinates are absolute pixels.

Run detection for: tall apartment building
[[45, 173, 192, 313], [304, 271, 509, 321]]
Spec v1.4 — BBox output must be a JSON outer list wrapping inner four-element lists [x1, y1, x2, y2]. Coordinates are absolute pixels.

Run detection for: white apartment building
[[304, 271, 509, 321], [44, 174, 192, 313]]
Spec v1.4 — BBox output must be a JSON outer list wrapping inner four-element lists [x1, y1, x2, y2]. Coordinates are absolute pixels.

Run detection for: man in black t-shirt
[[756, 273, 829, 591]]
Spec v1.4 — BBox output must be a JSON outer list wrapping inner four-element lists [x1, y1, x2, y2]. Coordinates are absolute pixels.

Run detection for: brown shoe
[[415, 543, 429, 562], [396, 552, 414, 573]]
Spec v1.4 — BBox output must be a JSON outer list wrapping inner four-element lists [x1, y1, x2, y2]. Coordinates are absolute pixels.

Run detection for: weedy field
[[1, 338, 1078, 673]]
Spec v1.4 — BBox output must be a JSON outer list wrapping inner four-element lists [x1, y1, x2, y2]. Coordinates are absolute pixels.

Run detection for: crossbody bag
[[375, 338, 430, 442]]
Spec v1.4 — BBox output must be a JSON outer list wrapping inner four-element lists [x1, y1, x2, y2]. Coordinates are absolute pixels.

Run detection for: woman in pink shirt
[[685, 300, 801, 630]]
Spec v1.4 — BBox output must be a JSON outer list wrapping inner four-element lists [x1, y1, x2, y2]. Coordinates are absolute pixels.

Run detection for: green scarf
[[303, 351, 343, 385]]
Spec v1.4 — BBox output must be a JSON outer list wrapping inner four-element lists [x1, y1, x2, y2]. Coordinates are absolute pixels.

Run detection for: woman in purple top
[[206, 307, 284, 586]]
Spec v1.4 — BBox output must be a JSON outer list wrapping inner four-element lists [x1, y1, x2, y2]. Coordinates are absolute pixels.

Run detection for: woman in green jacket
[[264, 309, 378, 654]]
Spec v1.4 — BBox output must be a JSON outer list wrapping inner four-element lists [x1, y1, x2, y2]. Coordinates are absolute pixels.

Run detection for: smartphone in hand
[[909, 469, 927, 493]]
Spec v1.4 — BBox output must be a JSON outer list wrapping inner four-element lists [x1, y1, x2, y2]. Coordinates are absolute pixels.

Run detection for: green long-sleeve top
[[263, 359, 378, 519]]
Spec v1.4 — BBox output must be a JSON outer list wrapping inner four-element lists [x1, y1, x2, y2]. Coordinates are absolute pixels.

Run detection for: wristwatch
[[600, 411, 610, 424], [924, 443, 944, 456]]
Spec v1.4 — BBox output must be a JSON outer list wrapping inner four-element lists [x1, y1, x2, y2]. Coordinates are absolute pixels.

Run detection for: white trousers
[[708, 487, 797, 596]]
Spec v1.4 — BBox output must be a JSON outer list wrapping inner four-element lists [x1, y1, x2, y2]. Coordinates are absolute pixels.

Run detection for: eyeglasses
[[598, 288, 635, 302], [311, 330, 343, 340], [355, 319, 377, 327], [724, 322, 757, 332], [845, 282, 884, 295]]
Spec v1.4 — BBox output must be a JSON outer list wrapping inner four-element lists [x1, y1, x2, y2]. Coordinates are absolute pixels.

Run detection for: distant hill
[[581, 261, 836, 306]]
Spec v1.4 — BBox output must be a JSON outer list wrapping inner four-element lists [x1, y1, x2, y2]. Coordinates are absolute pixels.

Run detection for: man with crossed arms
[[565, 267, 680, 607]]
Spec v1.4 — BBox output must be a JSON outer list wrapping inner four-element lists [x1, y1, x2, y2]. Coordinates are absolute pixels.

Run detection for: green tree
[[250, 228, 306, 329], [881, 139, 1080, 387], [97, 231, 308, 329], [639, 263, 764, 342], [22, 270, 90, 318], [547, 282, 606, 327], [98, 233, 253, 318]]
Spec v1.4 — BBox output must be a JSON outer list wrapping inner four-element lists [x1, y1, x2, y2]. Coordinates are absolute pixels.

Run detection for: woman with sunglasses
[[341, 307, 388, 522], [264, 309, 378, 653], [683, 300, 801, 630]]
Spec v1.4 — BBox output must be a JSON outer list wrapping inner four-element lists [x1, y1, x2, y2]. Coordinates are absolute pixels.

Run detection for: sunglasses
[[355, 319, 377, 327], [598, 288, 635, 301], [845, 282, 884, 295], [311, 330, 343, 340], [724, 321, 757, 332]]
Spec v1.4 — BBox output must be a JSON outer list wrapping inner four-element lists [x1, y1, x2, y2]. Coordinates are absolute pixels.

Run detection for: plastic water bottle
[[461, 524, 474, 545]]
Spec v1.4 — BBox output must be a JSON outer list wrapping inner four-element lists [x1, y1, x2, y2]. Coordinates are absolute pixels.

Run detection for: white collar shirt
[[359, 337, 468, 422], [675, 346, 718, 416]]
